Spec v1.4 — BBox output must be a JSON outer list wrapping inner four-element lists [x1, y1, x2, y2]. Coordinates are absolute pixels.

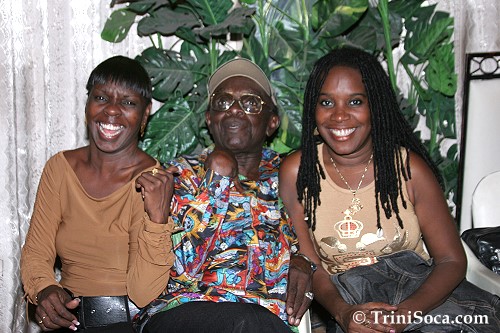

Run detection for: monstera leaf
[[426, 43, 456, 97], [402, 7, 453, 65], [141, 98, 204, 163], [312, 0, 368, 39], [101, 9, 136, 43], [196, 7, 256, 40], [344, 5, 402, 52], [137, 7, 200, 36], [137, 47, 197, 102]]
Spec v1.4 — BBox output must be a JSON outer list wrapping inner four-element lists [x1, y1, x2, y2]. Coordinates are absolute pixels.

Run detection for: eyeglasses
[[210, 93, 265, 115]]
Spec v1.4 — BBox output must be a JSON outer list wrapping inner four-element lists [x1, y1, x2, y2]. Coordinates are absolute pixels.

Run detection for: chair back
[[471, 170, 500, 228]]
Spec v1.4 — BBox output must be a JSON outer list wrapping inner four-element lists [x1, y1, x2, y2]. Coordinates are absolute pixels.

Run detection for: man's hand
[[286, 254, 314, 326], [205, 149, 244, 193]]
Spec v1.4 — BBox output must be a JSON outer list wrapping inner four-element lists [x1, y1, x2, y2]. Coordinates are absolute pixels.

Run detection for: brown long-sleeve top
[[21, 152, 175, 308]]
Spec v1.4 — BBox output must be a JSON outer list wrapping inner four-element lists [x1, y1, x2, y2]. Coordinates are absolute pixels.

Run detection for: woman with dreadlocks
[[280, 47, 500, 333]]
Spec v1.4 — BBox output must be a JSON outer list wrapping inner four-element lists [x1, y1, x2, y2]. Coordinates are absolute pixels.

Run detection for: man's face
[[206, 76, 279, 155]]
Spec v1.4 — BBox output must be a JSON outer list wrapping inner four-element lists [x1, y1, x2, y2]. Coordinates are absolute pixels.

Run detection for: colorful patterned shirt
[[135, 147, 297, 328]]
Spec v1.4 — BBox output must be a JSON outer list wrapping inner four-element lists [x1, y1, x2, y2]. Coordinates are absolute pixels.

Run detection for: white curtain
[[0, 0, 498, 332]]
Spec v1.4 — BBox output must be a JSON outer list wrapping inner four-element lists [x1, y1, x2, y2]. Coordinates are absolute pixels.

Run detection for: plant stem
[[377, 0, 397, 92], [210, 39, 217, 72], [257, 0, 269, 59], [402, 62, 428, 101], [429, 105, 440, 154], [299, 0, 309, 42], [157, 33, 163, 49]]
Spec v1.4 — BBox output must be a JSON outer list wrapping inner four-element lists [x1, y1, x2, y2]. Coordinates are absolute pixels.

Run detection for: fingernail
[[390, 330, 396, 333], [295, 318, 301, 326], [69, 325, 77, 331], [73, 320, 80, 326]]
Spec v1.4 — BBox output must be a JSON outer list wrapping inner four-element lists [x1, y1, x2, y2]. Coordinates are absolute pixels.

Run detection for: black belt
[[75, 295, 138, 330]]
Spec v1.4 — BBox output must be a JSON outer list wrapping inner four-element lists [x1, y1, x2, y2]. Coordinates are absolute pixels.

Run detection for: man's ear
[[266, 114, 280, 137], [205, 110, 211, 127]]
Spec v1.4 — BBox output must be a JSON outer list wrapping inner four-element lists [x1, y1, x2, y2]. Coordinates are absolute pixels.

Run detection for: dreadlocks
[[297, 47, 443, 230]]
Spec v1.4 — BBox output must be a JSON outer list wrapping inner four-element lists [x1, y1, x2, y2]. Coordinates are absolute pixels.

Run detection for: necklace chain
[[330, 153, 374, 196]]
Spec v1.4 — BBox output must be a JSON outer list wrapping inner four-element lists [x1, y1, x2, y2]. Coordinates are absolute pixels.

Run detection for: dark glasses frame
[[210, 93, 266, 115]]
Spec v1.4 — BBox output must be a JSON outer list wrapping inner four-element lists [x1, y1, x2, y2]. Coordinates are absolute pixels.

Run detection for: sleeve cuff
[[137, 215, 174, 265], [143, 215, 175, 233]]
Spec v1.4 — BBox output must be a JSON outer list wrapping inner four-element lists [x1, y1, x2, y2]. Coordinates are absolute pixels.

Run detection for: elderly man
[[135, 58, 315, 333]]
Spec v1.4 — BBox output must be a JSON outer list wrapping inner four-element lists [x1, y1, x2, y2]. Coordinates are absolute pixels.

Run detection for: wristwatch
[[294, 253, 318, 274]]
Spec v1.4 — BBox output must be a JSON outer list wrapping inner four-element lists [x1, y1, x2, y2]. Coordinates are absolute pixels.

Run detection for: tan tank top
[[312, 144, 429, 274]]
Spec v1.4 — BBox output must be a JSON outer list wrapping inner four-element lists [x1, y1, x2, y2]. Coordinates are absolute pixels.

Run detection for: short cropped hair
[[86, 56, 152, 103]]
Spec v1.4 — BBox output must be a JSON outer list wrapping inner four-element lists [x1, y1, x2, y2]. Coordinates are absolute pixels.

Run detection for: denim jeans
[[330, 250, 500, 332]]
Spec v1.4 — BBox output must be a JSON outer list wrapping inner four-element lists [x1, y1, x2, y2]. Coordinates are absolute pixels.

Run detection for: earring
[[313, 127, 319, 136], [140, 125, 145, 138]]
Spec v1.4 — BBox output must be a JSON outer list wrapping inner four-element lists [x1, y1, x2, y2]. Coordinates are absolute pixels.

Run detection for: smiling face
[[206, 76, 279, 155], [85, 81, 151, 154], [315, 66, 372, 158]]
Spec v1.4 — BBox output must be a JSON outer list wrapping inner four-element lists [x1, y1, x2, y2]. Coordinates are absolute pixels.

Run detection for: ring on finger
[[304, 291, 314, 300], [151, 168, 158, 176]]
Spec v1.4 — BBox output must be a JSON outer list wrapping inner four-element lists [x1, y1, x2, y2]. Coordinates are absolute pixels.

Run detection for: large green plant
[[102, 0, 457, 203]]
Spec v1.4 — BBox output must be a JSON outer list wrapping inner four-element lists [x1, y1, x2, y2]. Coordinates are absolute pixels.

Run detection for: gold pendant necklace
[[330, 153, 373, 239]]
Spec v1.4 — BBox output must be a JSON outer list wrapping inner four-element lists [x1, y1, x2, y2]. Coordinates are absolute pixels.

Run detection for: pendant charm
[[349, 197, 363, 215]]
